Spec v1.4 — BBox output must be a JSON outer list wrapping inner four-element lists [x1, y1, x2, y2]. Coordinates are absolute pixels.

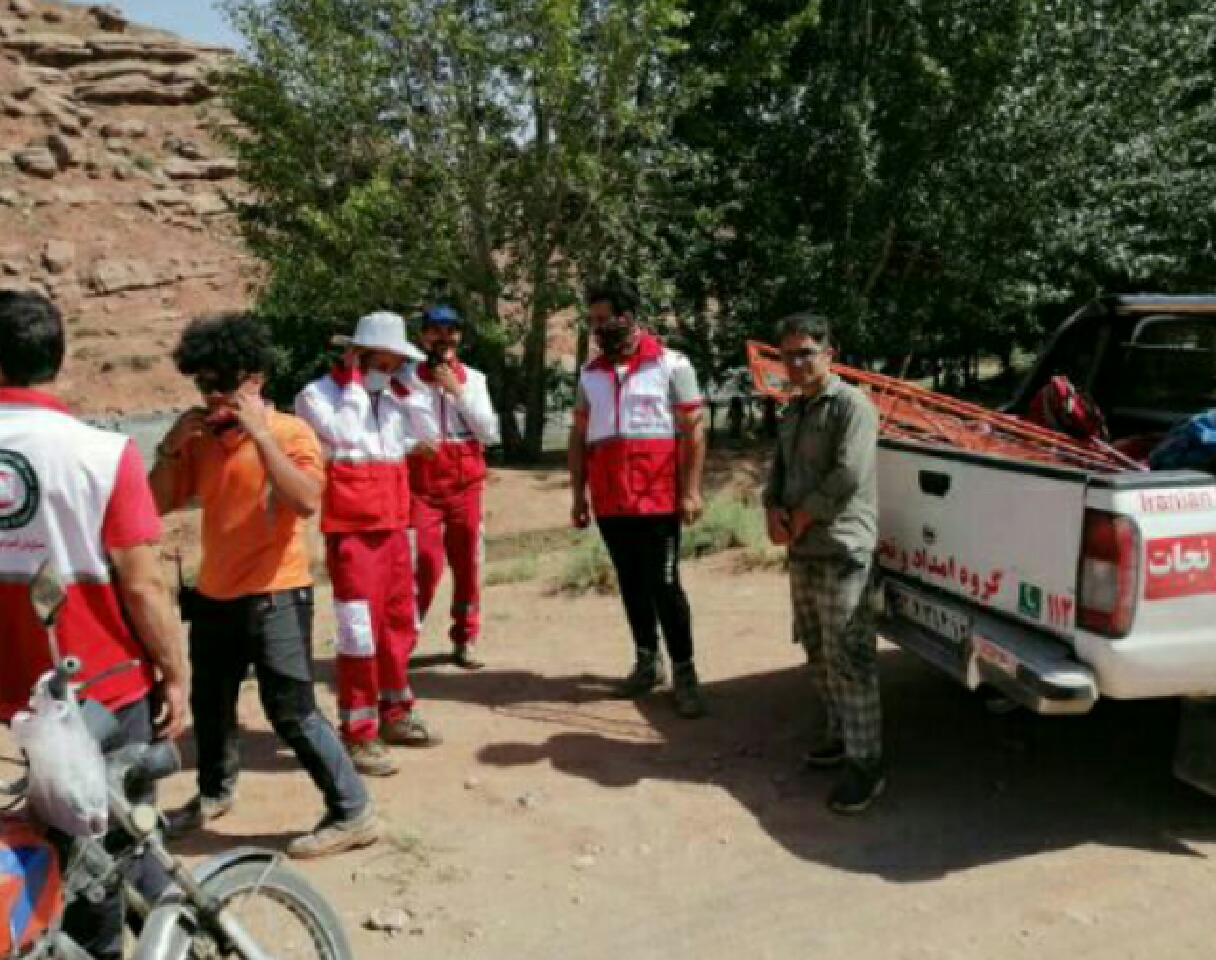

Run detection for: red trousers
[[326, 530, 418, 743], [410, 486, 484, 647]]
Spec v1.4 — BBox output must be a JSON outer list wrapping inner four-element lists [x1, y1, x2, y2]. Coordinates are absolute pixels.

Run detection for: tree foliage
[[222, 0, 696, 455], [667, 0, 1216, 386], [222, 0, 1216, 435]]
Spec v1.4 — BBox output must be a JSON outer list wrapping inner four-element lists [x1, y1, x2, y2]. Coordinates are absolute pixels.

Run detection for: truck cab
[[1008, 295, 1216, 445]]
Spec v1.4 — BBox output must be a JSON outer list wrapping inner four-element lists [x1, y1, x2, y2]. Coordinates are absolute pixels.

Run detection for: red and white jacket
[[401, 360, 500, 501], [576, 334, 704, 517], [295, 365, 422, 534], [0, 389, 159, 720]]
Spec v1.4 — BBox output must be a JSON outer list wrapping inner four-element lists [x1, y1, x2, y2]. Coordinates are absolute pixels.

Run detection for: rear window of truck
[[1115, 315, 1216, 418]]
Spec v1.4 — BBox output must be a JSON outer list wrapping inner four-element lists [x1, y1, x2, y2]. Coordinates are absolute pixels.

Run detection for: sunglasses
[[194, 371, 244, 395]]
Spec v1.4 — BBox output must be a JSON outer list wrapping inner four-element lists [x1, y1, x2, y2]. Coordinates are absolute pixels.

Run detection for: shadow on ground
[[411, 649, 1213, 883]]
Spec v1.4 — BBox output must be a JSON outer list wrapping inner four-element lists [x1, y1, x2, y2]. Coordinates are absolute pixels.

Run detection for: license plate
[[887, 583, 972, 644]]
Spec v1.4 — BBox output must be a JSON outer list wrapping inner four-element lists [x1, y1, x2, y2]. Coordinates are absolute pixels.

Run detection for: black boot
[[613, 650, 666, 698], [827, 759, 886, 815], [671, 661, 706, 719]]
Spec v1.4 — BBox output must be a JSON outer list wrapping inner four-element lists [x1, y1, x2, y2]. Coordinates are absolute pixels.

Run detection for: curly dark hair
[[173, 313, 277, 379], [0, 290, 64, 386]]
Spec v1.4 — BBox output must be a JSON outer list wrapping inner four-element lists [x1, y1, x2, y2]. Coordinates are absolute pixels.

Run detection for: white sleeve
[[294, 382, 338, 452], [295, 378, 365, 455], [455, 371, 501, 446]]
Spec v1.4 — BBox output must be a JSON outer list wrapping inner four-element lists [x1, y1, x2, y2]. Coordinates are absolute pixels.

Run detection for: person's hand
[[431, 362, 464, 398], [571, 492, 591, 529], [159, 408, 207, 459], [766, 508, 791, 546], [789, 508, 813, 542], [232, 392, 271, 441], [151, 677, 187, 741], [411, 439, 439, 460], [680, 491, 704, 526]]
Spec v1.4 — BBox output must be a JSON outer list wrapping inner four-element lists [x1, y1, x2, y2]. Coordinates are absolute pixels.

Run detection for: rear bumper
[[1077, 632, 1216, 700], [878, 577, 1099, 716]]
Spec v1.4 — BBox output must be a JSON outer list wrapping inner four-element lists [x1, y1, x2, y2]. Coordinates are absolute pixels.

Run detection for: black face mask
[[425, 335, 457, 367], [594, 322, 635, 356]]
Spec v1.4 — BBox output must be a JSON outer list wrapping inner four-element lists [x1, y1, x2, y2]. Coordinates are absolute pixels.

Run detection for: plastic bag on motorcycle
[[11, 675, 109, 837]]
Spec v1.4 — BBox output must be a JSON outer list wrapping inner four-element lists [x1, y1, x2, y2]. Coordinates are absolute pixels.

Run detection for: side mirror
[[29, 559, 67, 628]]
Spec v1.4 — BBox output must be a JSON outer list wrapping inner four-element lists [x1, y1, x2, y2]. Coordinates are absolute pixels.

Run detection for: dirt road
[[6, 461, 1214, 959], [160, 550, 1215, 960]]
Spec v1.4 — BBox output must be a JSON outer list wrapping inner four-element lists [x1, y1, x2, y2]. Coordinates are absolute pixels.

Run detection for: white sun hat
[[332, 311, 425, 361]]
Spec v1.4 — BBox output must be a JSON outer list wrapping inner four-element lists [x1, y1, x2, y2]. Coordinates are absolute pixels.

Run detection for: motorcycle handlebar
[[126, 741, 181, 789], [80, 699, 122, 751], [46, 655, 82, 700], [81, 701, 182, 792]]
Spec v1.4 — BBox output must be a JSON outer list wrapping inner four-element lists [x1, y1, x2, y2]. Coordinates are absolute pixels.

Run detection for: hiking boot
[[287, 807, 380, 860], [803, 738, 846, 769], [671, 661, 706, 719], [612, 652, 666, 699], [346, 739, 399, 777], [381, 712, 442, 748], [452, 644, 486, 671], [827, 760, 886, 815], [166, 792, 235, 836]]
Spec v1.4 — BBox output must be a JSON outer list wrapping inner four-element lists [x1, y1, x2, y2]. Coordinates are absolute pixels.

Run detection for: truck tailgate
[[1080, 475, 1216, 698], [876, 439, 1089, 639]]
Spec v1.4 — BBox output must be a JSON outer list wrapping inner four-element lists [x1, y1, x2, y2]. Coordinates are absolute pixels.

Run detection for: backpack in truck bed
[[1149, 410, 1216, 473], [1025, 375, 1108, 442]]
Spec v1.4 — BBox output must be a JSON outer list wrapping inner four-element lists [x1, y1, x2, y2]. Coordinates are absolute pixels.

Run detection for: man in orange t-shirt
[[149, 313, 377, 860]]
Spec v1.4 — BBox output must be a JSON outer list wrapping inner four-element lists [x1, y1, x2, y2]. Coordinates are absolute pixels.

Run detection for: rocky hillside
[[0, 0, 252, 415]]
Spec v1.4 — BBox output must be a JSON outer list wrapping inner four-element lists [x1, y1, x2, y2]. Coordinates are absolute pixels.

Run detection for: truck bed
[[876, 437, 1216, 707]]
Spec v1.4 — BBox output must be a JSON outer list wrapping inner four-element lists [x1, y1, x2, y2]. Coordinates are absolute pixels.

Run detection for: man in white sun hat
[[295, 311, 439, 778]]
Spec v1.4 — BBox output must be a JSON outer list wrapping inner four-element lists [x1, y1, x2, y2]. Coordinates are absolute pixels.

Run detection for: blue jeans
[[187, 587, 368, 821]]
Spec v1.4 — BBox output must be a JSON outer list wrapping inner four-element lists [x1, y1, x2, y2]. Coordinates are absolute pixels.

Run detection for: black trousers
[[61, 697, 170, 960], [188, 587, 368, 822], [597, 513, 695, 664]]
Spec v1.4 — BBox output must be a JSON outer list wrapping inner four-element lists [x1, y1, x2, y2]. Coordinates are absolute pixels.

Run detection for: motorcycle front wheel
[[184, 860, 351, 960]]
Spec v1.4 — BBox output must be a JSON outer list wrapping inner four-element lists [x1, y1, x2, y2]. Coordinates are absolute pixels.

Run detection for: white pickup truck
[[876, 295, 1216, 791]]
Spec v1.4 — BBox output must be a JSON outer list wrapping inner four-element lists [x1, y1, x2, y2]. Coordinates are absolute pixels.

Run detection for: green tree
[[670, 0, 1216, 385], [668, 0, 1035, 376], [221, 0, 697, 458]]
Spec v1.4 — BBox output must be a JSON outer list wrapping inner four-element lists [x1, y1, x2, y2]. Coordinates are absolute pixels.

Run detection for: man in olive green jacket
[[763, 312, 884, 814]]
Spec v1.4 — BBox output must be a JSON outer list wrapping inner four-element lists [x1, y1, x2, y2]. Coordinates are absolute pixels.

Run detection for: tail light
[[1078, 509, 1140, 637]]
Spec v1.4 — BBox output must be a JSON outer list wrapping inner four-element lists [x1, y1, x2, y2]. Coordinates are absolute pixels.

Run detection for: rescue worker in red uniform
[[295, 312, 440, 778], [569, 279, 709, 718], [0, 290, 187, 959], [403, 305, 501, 669]]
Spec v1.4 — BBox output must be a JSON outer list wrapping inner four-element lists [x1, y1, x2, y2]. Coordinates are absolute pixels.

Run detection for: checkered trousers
[[790, 555, 883, 762]]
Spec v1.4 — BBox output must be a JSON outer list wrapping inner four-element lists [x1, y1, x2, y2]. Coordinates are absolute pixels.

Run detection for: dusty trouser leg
[[378, 528, 419, 724], [639, 514, 695, 665], [443, 486, 484, 648], [791, 558, 840, 743], [254, 591, 370, 821], [188, 604, 247, 798], [597, 515, 661, 657], [327, 533, 382, 743], [813, 557, 882, 763], [410, 495, 447, 628]]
